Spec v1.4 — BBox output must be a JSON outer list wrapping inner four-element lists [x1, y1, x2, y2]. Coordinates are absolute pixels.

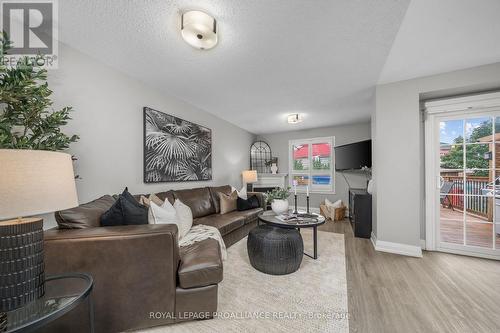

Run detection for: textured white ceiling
[[58, 0, 410, 134], [379, 0, 500, 84]]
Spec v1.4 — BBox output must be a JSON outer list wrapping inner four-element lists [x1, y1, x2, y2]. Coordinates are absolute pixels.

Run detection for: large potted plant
[[0, 32, 78, 150], [266, 187, 291, 215]]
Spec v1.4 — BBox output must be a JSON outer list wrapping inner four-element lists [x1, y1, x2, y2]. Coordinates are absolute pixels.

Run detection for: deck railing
[[442, 176, 490, 218]]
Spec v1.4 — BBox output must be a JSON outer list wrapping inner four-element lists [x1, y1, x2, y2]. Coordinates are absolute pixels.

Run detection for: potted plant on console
[[266, 187, 291, 215]]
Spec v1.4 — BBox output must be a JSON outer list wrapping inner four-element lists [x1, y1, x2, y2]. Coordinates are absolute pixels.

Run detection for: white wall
[[374, 62, 500, 248], [41, 43, 255, 228], [371, 112, 377, 234], [258, 122, 371, 208]]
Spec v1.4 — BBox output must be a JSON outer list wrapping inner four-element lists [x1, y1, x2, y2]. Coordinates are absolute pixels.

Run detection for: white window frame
[[424, 91, 500, 259], [288, 136, 335, 194]]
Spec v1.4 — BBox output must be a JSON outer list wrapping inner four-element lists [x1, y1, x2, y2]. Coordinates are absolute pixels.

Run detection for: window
[[289, 136, 334, 193]]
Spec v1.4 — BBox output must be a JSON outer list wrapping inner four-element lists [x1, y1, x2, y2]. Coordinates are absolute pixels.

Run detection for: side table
[[2, 273, 94, 333]]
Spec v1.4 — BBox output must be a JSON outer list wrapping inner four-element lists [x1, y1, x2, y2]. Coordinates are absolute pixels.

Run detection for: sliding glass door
[[427, 108, 500, 259]]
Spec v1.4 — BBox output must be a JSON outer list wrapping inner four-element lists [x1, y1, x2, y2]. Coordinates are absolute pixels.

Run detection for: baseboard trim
[[370, 232, 423, 258], [370, 231, 377, 249]]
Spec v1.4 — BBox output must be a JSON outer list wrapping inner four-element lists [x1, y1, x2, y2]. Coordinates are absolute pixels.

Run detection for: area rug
[[139, 229, 348, 333]]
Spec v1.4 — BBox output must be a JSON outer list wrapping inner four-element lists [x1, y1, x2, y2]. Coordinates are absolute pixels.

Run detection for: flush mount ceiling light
[[181, 10, 218, 50], [287, 114, 303, 124]]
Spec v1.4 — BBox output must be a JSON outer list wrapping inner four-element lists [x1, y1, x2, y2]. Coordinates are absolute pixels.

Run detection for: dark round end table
[[3, 273, 94, 333], [247, 225, 304, 275]]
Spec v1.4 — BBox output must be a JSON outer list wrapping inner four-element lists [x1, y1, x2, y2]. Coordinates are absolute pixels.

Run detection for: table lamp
[[0, 149, 78, 311], [242, 170, 258, 192]]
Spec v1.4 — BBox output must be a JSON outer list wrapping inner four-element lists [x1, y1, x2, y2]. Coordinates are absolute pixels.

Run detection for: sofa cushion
[[193, 212, 245, 236], [55, 195, 116, 229], [178, 238, 223, 289], [233, 207, 263, 225], [173, 188, 215, 218], [155, 190, 175, 205], [208, 185, 232, 213]]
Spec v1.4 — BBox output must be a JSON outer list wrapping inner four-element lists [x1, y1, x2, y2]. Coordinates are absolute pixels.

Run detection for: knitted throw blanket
[[179, 224, 227, 261]]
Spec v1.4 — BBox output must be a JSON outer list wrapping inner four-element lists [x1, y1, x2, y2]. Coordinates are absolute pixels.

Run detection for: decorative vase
[[270, 163, 278, 174], [271, 199, 289, 215]]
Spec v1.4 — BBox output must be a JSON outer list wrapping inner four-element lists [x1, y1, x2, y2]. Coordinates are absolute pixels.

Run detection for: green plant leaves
[[0, 33, 78, 151], [266, 187, 291, 203]]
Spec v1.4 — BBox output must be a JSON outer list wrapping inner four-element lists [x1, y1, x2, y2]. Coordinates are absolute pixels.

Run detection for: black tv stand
[[348, 188, 372, 238]]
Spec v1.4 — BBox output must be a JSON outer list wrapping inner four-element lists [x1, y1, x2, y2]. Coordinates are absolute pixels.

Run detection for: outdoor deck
[[440, 207, 500, 248]]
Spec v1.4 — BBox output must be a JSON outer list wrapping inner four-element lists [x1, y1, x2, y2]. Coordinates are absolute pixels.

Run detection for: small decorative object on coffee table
[[292, 180, 298, 214], [306, 185, 310, 213], [266, 187, 291, 215]]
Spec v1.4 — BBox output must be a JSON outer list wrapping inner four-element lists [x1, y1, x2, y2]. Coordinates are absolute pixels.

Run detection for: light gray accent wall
[[374, 62, 500, 246], [40, 43, 255, 228], [257, 123, 371, 209]]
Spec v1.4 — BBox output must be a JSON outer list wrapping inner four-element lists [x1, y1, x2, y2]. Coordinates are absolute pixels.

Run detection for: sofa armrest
[[43, 224, 180, 332], [248, 192, 267, 209]]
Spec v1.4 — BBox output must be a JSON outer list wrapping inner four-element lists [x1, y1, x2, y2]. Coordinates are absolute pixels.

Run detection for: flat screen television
[[335, 140, 372, 171]]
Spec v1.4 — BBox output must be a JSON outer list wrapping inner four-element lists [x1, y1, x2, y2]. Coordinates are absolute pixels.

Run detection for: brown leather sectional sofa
[[42, 185, 264, 333]]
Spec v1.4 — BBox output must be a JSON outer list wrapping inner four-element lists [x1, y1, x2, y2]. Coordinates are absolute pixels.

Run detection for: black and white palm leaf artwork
[[144, 107, 212, 183]]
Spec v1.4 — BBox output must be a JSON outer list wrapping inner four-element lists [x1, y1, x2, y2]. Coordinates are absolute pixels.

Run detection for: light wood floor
[[318, 220, 500, 333]]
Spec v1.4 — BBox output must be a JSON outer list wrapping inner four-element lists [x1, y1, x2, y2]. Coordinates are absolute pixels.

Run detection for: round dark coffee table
[[247, 211, 326, 275], [257, 211, 326, 259], [247, 225, 303, 275]]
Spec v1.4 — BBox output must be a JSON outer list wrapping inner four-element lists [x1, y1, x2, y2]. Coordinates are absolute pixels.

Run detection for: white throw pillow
[[231, 185, 247, 199], [173, 199, 193, 240], [148, 201, 178, 235], [325, 198, 342, 209]]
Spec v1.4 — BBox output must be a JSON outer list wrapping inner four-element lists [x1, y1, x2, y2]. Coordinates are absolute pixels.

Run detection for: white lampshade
[[181, 10, 218, 50], [242, 170, 258, 184], [0, 149, 79, 220]]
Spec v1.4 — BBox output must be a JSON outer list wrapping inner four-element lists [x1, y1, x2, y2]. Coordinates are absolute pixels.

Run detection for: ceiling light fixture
[[181, 10, 218, 50], [287, 114, 303, 124]]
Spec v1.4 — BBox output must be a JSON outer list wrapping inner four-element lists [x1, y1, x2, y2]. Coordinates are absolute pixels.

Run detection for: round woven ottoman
[[247, 225, 303, 275]]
